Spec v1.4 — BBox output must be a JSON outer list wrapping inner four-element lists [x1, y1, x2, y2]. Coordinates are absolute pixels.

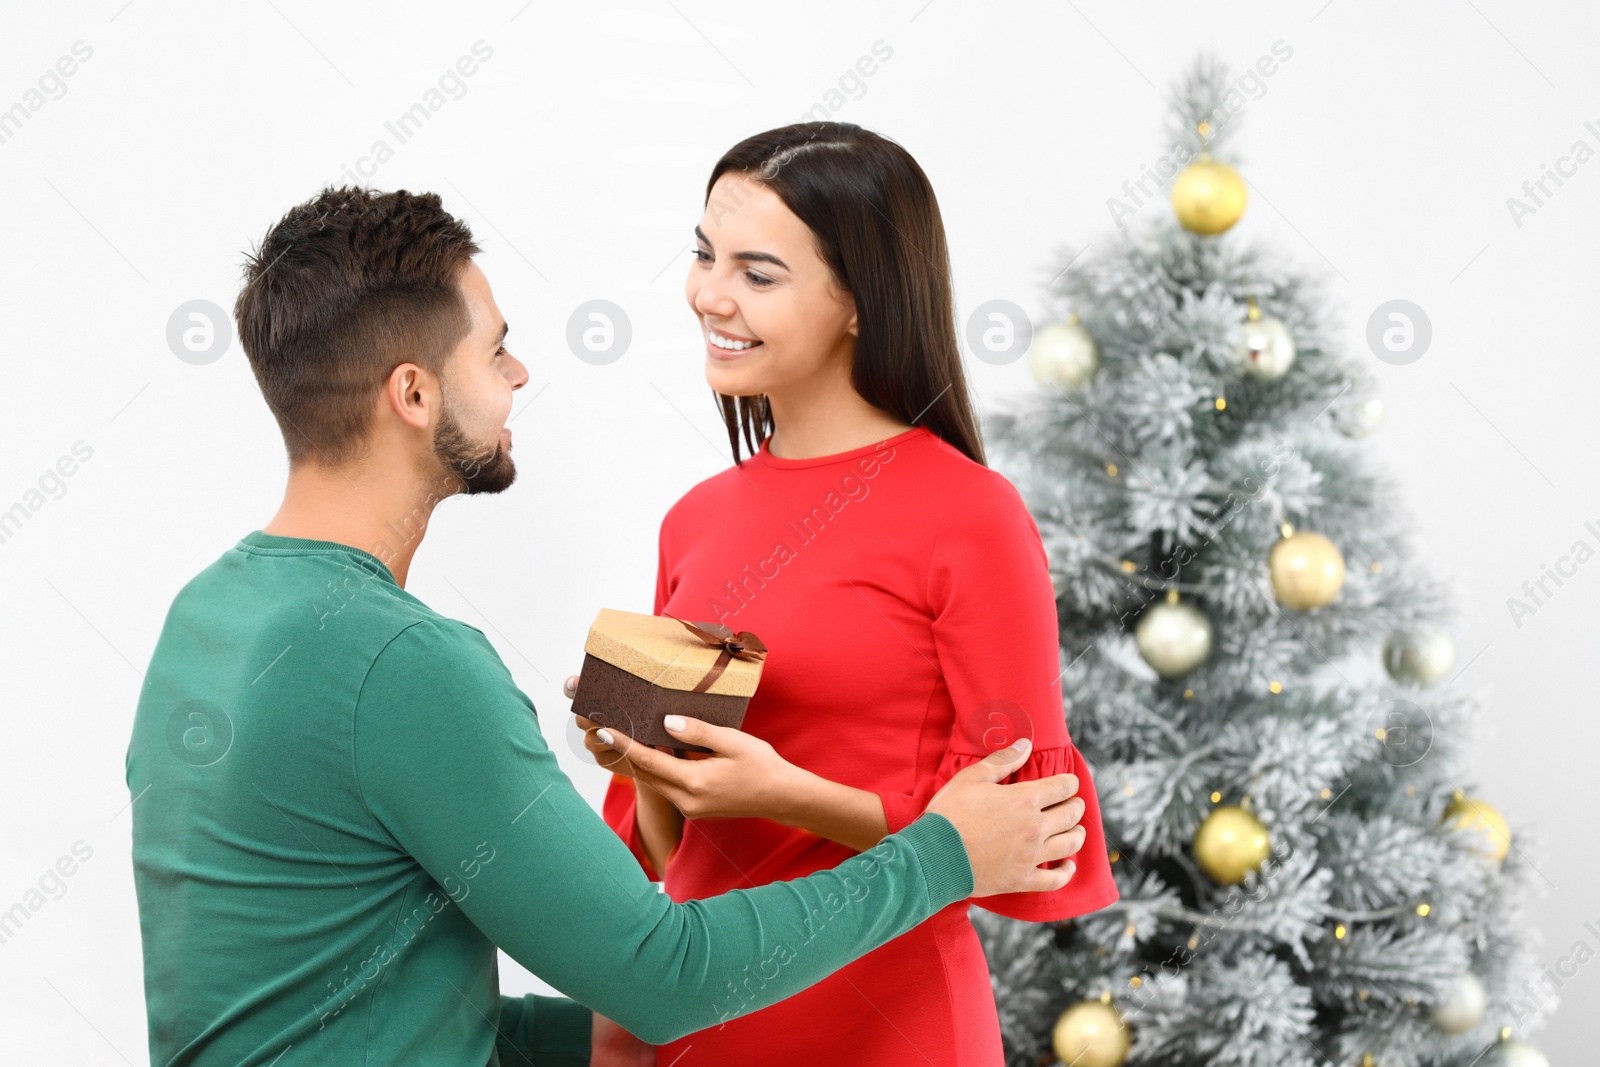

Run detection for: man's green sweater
[[125, 531, 974, 1065]]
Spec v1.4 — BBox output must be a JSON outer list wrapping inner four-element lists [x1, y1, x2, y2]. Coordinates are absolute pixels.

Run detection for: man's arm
[[353, 619, 975, 1050], [494, 994, 592, 1067]]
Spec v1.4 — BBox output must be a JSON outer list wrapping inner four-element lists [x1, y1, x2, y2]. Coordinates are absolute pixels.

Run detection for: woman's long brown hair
[[704, 122, 987, 467]]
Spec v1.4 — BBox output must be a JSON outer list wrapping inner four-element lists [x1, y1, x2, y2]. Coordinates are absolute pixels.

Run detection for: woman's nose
[[692, 271, 737, 319]]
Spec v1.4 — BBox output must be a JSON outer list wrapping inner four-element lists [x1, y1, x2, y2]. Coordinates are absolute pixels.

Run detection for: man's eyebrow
[[495, 322, 508, 344], [694, 225, 789, 271]]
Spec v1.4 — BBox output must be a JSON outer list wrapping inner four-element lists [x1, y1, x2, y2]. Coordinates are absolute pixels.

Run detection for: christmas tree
[[974, 55, 1557, 1067]]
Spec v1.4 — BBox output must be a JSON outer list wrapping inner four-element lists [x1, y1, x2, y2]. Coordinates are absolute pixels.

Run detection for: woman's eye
[[688, 247, 770, 287]]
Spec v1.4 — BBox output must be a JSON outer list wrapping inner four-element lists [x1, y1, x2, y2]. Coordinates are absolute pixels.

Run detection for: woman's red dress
[[602, 424, 1120, 1066]]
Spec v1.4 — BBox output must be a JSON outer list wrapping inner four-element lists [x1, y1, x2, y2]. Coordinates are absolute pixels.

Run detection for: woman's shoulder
[[917, 435, 1030, 522], [907, 448, 1047, 571]]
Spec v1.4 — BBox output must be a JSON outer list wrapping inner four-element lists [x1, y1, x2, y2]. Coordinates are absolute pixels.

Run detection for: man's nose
[[505, 352, 530, 389]]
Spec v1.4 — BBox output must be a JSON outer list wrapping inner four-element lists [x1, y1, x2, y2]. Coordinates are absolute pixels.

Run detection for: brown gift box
[[570, 608, 767, 754]]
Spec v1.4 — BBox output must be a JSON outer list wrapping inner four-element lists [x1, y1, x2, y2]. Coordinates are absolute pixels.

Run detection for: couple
[[125, 120, 1118, 1066]]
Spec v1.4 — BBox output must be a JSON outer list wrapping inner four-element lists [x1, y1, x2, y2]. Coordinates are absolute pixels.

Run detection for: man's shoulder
[[352, 615, 535, 763], [359, 614, 513, 706], [369, 615, 493, 666], [159, 541, 494, 687]]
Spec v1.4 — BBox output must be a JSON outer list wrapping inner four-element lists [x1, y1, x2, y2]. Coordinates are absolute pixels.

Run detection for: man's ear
[[388, 362, 434, 431]]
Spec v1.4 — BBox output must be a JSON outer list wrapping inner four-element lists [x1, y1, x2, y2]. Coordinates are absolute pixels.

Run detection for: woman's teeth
[[709, 328, 761, 351]]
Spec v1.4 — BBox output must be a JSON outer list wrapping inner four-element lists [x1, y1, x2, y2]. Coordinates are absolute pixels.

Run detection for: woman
[[576, 121, 1119, 1065]]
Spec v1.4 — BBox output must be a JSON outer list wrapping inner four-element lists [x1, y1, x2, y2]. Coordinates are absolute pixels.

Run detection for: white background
[[0, 1, 1594, 1062]]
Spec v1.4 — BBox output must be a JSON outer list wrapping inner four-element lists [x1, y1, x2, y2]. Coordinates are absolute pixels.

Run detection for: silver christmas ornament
[[1029, 316, 1101, 389], [1484, 1039, 1550, 1067], [1383, 629, 1456, 688], [1431, 972, 1486, 1034], [1235, 305, 1296, 380], [1135, 595, 1213, 679], [1336, 396, 1385, 438]]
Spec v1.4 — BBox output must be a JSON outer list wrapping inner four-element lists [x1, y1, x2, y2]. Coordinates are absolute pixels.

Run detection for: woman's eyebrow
[[694, 225, 789, 270]]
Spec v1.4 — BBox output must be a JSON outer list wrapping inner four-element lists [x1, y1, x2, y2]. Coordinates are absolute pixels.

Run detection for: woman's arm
[[869, 471, 1119, 919], [771, 768, 891, 852], [601, 723, 1078, 873], [631, 778, 684, 875], [598, 715, 947, 854], [577, 703, 685, 875], [585, 711, 889, 857], [597, 739, 889, 861]]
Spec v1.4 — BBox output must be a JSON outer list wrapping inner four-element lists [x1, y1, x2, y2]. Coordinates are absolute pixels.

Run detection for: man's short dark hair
[[235, 186, 481, 467]]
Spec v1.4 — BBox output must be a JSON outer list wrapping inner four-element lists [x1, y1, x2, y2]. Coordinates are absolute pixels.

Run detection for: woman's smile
[[705, 323, 764, 360]]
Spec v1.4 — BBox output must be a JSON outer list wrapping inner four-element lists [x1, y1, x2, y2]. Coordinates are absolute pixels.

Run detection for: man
[[125, 186, 1088, 1065]]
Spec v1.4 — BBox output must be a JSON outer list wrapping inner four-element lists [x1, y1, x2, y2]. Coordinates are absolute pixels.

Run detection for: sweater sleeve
[[871, 472, 1120, 923], [354, 617, 976, 1048], [495, 993, 592, 1067]]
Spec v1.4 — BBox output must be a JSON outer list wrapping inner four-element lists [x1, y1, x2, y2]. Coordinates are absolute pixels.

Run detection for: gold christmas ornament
[[1172, 153, 1247, 235], [1269, 525, 1345, 610], [1193, 805, 1271, 885], [1431, 972, 1487, 1034], [1235, 300, 1296, 380], [1382, 629, 1456, 688], [1134, 591, 1213, 679], [1442, 794, 1511, 864], [1028, 315, 1102, 389], [1051, 1000, 1131, 1067]]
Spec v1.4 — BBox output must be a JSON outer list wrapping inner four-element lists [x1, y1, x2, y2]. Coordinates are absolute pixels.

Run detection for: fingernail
[[663, 715, 686, 732], [596, 729, 614, 746], [1011, 737, 1032, 757]]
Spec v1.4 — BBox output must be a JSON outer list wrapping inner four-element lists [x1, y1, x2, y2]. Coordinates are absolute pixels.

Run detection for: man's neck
[[263, 461, 457, 588]]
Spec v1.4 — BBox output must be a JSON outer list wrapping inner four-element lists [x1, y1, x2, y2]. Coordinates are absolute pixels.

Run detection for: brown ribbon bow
[[663, 615, 767, 693]]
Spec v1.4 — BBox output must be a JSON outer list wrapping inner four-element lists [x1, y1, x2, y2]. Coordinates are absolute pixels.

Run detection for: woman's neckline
[[752, 424, 930, 470]]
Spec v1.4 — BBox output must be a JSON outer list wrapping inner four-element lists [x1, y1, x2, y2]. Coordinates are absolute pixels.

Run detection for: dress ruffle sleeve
[[878, 739, 1118, 921]]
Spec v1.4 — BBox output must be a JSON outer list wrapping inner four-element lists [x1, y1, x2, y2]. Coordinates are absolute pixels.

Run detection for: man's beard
[[432, 399, 516, 495]]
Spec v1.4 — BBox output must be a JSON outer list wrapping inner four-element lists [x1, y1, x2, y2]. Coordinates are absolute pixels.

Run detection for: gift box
[[571, 608, 767, 753]]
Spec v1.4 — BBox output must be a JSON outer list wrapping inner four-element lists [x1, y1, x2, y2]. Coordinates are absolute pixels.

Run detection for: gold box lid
[[582, 607, 766, 697]]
